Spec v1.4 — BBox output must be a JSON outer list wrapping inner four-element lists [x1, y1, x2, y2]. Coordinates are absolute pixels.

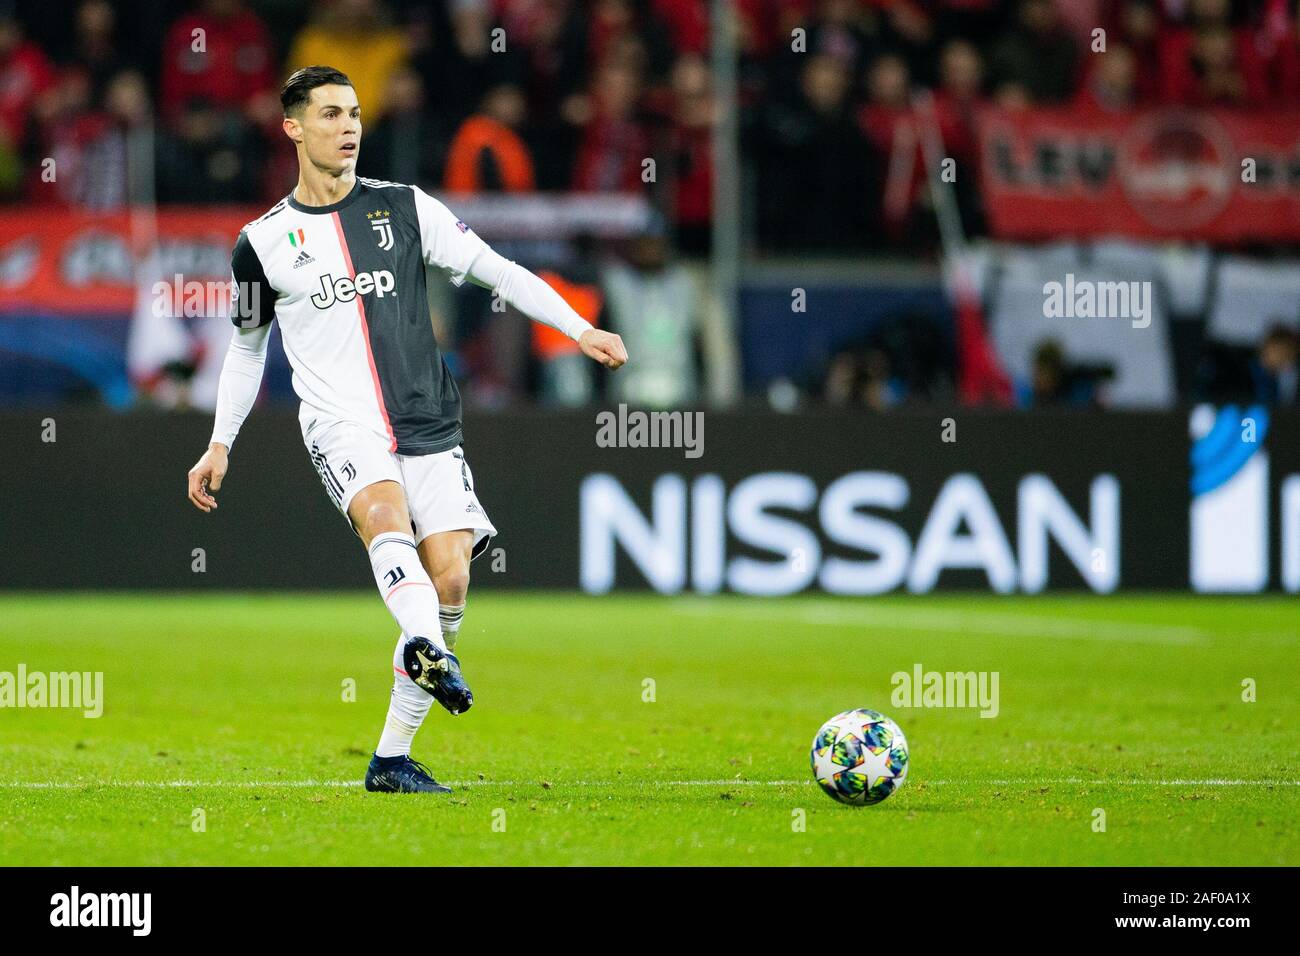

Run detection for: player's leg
[[304, 422, 439, 652], [348, 484, 469, 793], [375, 534, 471, 768], [349, 477, 474, 708], [303, 421, 458, 793], [367, 635, 450, 793], [402, 446, 497, 674], [418, 529, 474, 653], [349, 480, 448, 656]]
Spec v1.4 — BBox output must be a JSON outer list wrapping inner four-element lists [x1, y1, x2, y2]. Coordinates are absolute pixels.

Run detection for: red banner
[[0, 207, 260, 314], [977, 108, 1300, 242]]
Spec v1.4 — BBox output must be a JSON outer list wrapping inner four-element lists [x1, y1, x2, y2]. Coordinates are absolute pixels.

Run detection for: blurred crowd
[[753, 0, 1300, 251], [5, 0, 1300, 251], [2, 0, 1300, 414]]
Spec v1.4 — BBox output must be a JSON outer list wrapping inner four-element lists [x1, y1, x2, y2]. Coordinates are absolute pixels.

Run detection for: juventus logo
[[341, 460, 357, 481], [384, 566, 406, 588], [371, 216, 394, 251]]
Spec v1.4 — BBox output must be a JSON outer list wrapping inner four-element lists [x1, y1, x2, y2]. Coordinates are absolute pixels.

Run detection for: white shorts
[[302, 418, 497, 559]]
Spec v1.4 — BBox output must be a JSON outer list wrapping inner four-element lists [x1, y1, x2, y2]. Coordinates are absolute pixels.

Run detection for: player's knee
[[358, 501, 407, 540], [434, 565, 470, 605]]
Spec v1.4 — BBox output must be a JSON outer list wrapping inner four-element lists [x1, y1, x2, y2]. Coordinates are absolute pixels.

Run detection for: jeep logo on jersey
[[311, 270, 396, 308]]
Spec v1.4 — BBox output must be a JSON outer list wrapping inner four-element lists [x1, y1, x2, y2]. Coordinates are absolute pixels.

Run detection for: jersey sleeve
[[210, 323, 271, 450], [465, 248, 595, 342], [230, 230, 276, 328], [411, 186, 489, 287]]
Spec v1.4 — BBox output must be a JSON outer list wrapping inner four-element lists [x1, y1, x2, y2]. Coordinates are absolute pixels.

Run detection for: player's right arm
[[188, 231, 276, 513]]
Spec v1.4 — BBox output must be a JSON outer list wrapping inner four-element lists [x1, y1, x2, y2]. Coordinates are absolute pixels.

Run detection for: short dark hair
[[281, 66, 353, 117]]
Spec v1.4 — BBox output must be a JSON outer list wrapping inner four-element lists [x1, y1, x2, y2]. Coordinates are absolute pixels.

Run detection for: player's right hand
[[187, 443, 229, 513]]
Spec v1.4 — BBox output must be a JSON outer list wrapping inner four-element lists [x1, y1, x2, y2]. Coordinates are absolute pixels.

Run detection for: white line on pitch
[[0, 778, 1295, 790]]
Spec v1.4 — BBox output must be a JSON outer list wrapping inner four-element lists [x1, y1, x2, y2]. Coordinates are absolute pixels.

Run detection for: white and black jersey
[[231, 177, 488, 455]]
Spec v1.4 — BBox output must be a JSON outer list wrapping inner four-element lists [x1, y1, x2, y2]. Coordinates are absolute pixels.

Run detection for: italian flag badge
[[288, 228, 306, 247]]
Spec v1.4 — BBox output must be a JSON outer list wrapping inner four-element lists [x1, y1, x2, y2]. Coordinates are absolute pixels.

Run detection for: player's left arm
[[411, 186, 627, 369], [466, 249, 627, 369]]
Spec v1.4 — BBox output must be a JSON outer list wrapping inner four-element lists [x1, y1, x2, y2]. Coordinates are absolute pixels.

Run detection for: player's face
[[289, 84, 362, 175]]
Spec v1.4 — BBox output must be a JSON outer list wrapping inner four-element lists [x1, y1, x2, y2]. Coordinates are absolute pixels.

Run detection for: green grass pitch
[[0, 593, 1295, 866]]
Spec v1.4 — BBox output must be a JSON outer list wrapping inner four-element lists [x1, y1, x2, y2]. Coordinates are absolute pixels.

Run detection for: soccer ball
[[810, 709, 909, 806]]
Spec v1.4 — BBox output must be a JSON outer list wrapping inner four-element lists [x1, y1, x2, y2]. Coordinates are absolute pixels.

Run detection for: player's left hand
[[578, 329, 628, 370]]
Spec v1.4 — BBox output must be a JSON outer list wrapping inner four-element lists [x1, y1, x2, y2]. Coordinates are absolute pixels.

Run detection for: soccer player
[[186, 66, 627, 793]]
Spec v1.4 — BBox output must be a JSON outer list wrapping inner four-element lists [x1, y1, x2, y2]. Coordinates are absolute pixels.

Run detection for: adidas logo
[[292, 249, 316, 269]]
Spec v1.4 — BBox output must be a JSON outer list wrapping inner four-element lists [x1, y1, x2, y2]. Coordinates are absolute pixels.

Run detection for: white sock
[[375, 631, 435, 758], [368, 531, 446, 653], [440, 603, 465, 652]]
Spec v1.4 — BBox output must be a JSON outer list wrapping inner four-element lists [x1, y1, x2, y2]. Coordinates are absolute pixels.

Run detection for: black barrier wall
[[1, 409, 1296, 592]]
